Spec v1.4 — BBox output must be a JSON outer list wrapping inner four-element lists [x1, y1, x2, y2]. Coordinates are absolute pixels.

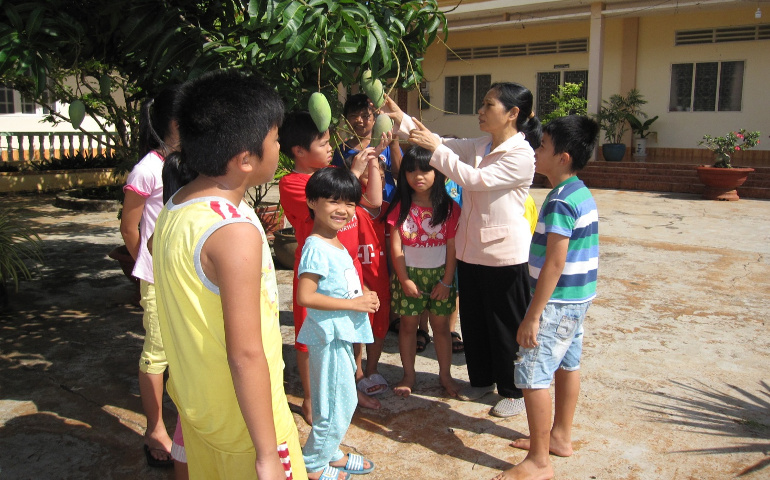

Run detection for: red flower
[[735, 146, 741, 151], [736, 133, 744, 140]]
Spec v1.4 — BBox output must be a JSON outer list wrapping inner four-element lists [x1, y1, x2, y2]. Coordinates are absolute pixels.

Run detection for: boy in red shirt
[[278, 112, 382, 423]]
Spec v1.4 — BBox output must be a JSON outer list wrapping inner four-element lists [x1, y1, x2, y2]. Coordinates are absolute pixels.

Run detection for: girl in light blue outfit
[[296, 167, 379, 480]]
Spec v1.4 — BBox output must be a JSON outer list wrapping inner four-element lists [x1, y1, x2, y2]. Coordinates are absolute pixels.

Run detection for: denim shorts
[[514, 300, 591, 389]]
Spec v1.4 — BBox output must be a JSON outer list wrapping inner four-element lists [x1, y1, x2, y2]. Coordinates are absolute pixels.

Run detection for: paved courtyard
[[1, 188, 768, 479]]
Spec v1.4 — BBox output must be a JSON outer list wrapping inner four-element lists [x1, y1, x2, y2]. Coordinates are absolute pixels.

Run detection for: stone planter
[[272, 227, 297, 269], [695, 166, 754, 201], [632, 137, 647, 161]]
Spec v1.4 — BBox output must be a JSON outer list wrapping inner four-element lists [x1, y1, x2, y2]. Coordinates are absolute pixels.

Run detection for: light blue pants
[[303, 339, 357, 473]]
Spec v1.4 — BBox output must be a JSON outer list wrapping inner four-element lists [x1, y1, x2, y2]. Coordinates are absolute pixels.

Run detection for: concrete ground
[[1, 188, 768, 479]]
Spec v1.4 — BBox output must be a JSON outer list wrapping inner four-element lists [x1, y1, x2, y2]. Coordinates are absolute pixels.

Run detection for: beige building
[[405, 0, 769, 161]]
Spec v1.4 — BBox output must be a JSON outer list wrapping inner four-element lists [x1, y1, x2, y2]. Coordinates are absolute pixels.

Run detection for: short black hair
[[305, 167, 361, 219], [278, 111, 327, 160], [343, 93, 374, 117], [543, 115, 600, 171], [174, 69, 283, 177]]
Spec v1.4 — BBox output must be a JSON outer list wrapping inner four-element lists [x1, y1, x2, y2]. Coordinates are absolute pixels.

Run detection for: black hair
[[386, 145, 453, 228], [162, 152, 198, 204], [138, 85, 180, 158], [174, 69, 283, 177], [305, 167, 362, 219], [489, 82, 542, 149], [278, 111, 327, 160], [542, 115, 600, 171], [343, 93, 374, 117]]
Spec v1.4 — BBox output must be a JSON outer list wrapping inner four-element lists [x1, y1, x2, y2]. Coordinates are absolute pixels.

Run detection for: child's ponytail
[[162, 152, 197, 204]]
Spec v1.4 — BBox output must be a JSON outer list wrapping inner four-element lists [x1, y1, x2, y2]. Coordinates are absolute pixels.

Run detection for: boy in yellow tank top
[[152, 70, 307, 480]]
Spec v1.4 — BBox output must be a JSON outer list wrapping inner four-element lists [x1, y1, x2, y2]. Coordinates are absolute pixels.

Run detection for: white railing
[[0, 131, 119, 164]]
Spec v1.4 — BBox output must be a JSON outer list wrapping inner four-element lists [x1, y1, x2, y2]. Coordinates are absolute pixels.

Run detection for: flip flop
[[451, 331, 464, 353], [416, 329, 431, 353], [143, 444, 174, 468], [356, 375, 387, 396], [341, 453, 375, 475], [317, 465, 350, 480], [367, 373, 389, 394]]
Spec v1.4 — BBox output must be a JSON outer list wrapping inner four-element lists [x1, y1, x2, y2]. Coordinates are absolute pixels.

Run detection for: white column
[[587, 2, 605, 116]]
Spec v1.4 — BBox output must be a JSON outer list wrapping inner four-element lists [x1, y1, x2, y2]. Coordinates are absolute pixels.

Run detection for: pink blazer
[[399, 116, 535, 266]]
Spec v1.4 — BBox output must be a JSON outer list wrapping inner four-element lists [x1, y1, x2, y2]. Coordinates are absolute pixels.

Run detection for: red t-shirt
[[357, 203, 390, 338], [278, 170, 363, 349]]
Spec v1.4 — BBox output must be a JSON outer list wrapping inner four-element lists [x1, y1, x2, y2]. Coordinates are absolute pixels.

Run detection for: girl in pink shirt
[[386, 146, 461, 398]]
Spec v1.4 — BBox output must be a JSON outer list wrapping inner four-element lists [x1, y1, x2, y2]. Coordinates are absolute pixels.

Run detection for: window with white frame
[[0, 84, 54, 115], [445, 74, 491, 115], [669, 61, 744, 112]]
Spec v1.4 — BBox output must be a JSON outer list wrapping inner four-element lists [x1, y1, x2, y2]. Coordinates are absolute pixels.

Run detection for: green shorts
[[390, 266, 457, 317]]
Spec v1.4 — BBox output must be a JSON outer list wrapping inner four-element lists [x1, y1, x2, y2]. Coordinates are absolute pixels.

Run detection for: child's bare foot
[[302, 398, 313, 425], [491, 457, 554, 480], [393, 375, 415, 397], [440, 375, 461, 398], [357, 389, 381, 409], [510, 435, 573, 457]]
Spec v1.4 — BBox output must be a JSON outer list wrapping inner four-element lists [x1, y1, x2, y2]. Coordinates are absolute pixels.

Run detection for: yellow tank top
[[153, 196, 294, 453]]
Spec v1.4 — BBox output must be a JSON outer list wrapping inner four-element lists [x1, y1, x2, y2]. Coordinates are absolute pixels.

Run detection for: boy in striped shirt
[[496, 115, 599, 480]]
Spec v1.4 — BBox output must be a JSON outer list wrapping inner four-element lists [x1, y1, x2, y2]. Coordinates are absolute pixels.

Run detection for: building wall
[[636, 8, 769, 150], [414, 7, 769, 151]]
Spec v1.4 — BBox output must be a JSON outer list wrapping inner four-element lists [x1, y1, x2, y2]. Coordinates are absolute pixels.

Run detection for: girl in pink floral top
[[386, 146, 461, 398]]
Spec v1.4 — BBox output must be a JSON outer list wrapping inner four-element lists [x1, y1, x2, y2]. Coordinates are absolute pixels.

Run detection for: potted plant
[[594, 89, 647, 162], [0, 208, 43, 308], [244, 152, 294, 239], [696, 129, 761, 201], [627, 114, 658, 161]]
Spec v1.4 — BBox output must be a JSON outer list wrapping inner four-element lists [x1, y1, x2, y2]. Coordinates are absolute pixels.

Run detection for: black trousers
[[457, 260, 531, 399]]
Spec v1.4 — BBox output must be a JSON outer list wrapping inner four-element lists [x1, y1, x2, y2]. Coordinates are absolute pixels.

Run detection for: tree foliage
[[541, 82, 587, 125], [0, 0, 446, 166]]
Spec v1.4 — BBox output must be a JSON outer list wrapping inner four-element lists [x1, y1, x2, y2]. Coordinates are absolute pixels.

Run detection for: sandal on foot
[[356, 374, 388, 396], [416, 329, 431, 353], [341, 453, 375, 475], [451, 331, 464, 353], [143, 444, 174, 468], [316, 465, 350, 480]]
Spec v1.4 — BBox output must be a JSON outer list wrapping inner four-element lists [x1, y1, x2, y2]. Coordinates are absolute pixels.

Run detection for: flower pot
[[632, 137, 647, 161], [272, 227, 297, 269], [602, 143, 626, 162], [255, 203, 283, 240], [695, 166, 754, 201]]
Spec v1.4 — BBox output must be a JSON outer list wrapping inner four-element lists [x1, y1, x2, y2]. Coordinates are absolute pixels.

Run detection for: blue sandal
[[317, 465, 350, 480], [341, 453, 375, 475]]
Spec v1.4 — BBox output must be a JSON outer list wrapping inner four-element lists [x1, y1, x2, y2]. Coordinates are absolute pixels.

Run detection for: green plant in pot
[[244, 151, 294, 238], [0, 208, 43, 307], [594, 89, 647, 162], [627, 114, 658, 160], [695, 129, 761, 201]]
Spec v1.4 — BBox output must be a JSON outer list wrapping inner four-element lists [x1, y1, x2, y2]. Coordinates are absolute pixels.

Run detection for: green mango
[[363, 79, 385, 109], [370, 113, 393, 148], [69, 100, 86, 129], [308, 92, 331, 132], [99, 74, 111, 97]]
